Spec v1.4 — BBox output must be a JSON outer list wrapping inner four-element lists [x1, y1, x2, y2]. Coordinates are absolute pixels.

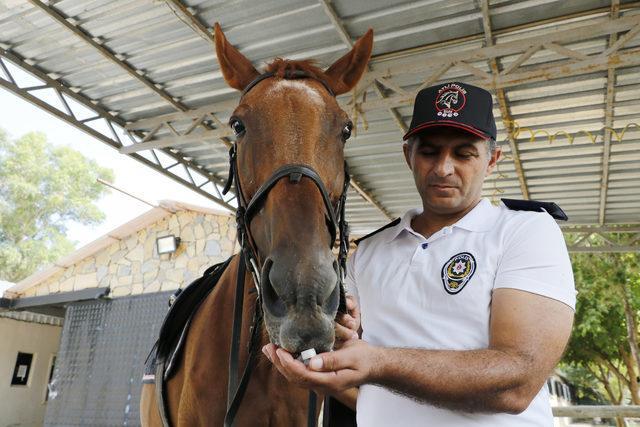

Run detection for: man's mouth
[[431, 184, 457, 189]]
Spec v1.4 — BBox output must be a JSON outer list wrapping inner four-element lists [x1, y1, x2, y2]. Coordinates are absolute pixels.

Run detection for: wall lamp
[[156, 235, 181, 255]]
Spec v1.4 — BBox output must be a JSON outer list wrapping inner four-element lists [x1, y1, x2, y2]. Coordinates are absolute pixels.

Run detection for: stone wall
[[21, 211, 237, 298]]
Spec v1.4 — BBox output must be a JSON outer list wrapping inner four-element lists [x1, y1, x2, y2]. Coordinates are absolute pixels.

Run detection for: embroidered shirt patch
[[441, 252, 476, 294]]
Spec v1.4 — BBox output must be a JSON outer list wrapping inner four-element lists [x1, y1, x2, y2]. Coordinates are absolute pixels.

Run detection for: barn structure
[[1, 0, 640, 425], [2, 200, 236, 425]]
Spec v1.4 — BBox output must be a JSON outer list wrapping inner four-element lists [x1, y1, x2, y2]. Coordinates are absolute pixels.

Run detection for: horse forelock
[[264, 58, 326, 82]]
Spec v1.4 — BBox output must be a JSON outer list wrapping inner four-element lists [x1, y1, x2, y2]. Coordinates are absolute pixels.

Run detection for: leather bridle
[[221, 70, 351, 427]]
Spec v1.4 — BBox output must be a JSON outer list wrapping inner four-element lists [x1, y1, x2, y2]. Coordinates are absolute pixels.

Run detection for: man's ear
[[403, 142, 413, 171], [324, 29, 374, 95], [485, 147, 502, 177], [214, 23, 260, 91]]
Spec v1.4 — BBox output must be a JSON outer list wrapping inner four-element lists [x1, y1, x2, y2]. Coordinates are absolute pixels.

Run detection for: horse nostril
[[261, 258, 287, 318]]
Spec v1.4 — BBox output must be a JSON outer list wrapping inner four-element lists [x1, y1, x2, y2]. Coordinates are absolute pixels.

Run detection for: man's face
[[402, 128, 501, 215]]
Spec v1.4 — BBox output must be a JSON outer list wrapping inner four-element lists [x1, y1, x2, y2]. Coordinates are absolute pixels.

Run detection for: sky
[[0, 87, 229, 250]]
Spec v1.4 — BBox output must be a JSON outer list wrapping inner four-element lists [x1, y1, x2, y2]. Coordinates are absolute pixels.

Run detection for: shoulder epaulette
[[501, 198, 568, 221], [354, 217, 401, 245]]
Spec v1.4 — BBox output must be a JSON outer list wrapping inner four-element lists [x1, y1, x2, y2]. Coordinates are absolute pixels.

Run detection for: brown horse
[[141, 24, 373, 426]]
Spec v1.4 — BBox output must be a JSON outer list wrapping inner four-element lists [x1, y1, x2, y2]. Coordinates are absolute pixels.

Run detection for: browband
[[242, 70, 335, 97]]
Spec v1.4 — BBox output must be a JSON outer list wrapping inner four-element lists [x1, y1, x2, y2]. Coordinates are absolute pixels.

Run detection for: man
[[263, 82, 576, 426]]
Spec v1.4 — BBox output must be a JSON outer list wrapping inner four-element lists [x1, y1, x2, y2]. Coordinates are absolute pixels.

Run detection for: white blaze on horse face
[[266, 79, 325, 107]]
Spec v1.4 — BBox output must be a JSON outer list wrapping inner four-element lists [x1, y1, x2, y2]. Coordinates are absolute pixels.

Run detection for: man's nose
[[434, 153, 455, 176]]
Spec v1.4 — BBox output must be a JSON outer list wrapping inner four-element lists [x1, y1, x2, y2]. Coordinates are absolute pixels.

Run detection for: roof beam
[[162, 0, 215, 44], [362, 14, 640, 84], [27, 0, 185, 112], [560, 225, 640, 233], [26, 0, 232, 151], [599, 0, 620, 225], [479, 0, 529, 199], [370, 1, 640, 65], [357, 47, 640, 112]]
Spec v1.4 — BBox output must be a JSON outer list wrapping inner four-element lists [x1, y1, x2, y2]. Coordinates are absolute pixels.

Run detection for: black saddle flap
[[155, 256, 233, 363]]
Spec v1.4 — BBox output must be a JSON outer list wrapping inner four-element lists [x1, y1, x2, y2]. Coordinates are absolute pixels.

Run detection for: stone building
[[6, 200, 237, 300], [1, 200, 238, 425]]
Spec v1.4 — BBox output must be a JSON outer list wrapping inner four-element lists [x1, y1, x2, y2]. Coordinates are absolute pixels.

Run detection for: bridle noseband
[[221, 70, 351, 427]]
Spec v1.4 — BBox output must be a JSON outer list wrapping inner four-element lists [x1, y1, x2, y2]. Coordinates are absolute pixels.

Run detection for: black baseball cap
[[403, 82, 497, 141]]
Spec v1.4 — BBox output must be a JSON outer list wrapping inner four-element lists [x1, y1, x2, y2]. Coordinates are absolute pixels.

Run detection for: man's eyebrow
[[455, 143, 479, 151]]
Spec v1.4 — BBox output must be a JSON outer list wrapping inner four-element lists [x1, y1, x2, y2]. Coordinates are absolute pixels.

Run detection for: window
[[11, 352, 33, 386]]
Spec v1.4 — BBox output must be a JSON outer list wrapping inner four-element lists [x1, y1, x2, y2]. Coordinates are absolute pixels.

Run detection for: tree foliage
[[562, 246, 640, 411], [0, 129, 113, 282]]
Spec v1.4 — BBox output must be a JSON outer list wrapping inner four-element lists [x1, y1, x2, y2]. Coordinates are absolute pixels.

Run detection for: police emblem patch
[[441, 252, 476, 294]]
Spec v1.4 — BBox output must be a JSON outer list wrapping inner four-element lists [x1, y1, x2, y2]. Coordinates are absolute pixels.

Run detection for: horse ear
[[214, 23, 260, 91], [324, 29, 374, 96]]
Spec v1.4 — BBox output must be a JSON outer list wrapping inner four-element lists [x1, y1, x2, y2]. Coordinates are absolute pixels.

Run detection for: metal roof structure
[[1, 0, 639, 251]]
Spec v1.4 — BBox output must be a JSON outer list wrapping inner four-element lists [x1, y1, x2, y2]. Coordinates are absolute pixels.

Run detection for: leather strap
[[227, 255, 247, 411], [308, 391, 318, 427], [244, 164, 339, 245], [155, 360, 171, 427], [224, 277, 263, 427]]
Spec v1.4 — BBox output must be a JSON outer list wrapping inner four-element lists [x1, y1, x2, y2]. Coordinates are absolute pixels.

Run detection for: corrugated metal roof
[[1, 0, 639, 235]]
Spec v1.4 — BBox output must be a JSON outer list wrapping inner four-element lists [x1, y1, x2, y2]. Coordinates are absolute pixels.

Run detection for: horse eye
[[230, 118, 245, 136], [342, 122, 353, 141]]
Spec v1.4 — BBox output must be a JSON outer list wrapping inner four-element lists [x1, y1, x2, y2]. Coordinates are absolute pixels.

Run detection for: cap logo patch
[[435, 83, 467, 118], [441, 252, 476, 294]]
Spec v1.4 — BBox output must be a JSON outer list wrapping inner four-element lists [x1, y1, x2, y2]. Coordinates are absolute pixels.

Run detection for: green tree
[[0, 129, 114, 282], [562, 245, 640, 427]]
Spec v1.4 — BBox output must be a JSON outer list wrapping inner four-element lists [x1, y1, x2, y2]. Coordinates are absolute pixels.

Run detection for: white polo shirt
[[346, 198, 576, 427]]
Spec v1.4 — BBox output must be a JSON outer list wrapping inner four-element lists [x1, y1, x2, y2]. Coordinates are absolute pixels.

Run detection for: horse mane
[[264, 58, 326, 81]]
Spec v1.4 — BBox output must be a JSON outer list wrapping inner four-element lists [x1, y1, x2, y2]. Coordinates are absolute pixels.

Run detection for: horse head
[[214, 24, 373, 355]]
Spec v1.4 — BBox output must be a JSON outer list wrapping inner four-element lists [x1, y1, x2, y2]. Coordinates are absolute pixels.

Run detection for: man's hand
[[334, 296, 361, 349], [262, 339, 379, 395]]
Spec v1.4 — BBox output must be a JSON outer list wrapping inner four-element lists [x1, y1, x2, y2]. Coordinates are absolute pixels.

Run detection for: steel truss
[[120, 10, 640, 215], [0, 47, 238, 212], [0, 0, 392, 222], [128, 14, 640, 136], [155, 0, 394, 220], [562, 226, 640, 253], [2, 1, 640, 242], [354, 14, 640, 111]]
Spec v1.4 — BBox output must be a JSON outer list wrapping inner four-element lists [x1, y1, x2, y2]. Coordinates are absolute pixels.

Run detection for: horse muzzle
[[260, 255, 340, 353]]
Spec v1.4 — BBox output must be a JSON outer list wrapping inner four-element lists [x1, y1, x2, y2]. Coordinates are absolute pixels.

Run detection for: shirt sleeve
[[494, 212, 576, 310], [344, 247, 360, 305]]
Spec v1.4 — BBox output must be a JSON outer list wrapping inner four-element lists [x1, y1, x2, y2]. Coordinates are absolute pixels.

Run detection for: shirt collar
[[454, 198, 499, 232], [386, 198, 499, 243]]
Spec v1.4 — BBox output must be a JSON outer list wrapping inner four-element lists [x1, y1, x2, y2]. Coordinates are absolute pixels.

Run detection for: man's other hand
[[334, 295, 361, 348]]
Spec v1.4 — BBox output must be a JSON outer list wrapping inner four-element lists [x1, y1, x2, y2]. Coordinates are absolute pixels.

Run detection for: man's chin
[[424, 196, 464, 213]]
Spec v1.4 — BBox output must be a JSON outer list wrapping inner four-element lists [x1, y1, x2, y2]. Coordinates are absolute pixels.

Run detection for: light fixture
[[156, 235, 181, 255]]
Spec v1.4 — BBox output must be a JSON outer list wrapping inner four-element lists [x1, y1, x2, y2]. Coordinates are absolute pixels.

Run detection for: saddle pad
[[143, 256, 234, 383]]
